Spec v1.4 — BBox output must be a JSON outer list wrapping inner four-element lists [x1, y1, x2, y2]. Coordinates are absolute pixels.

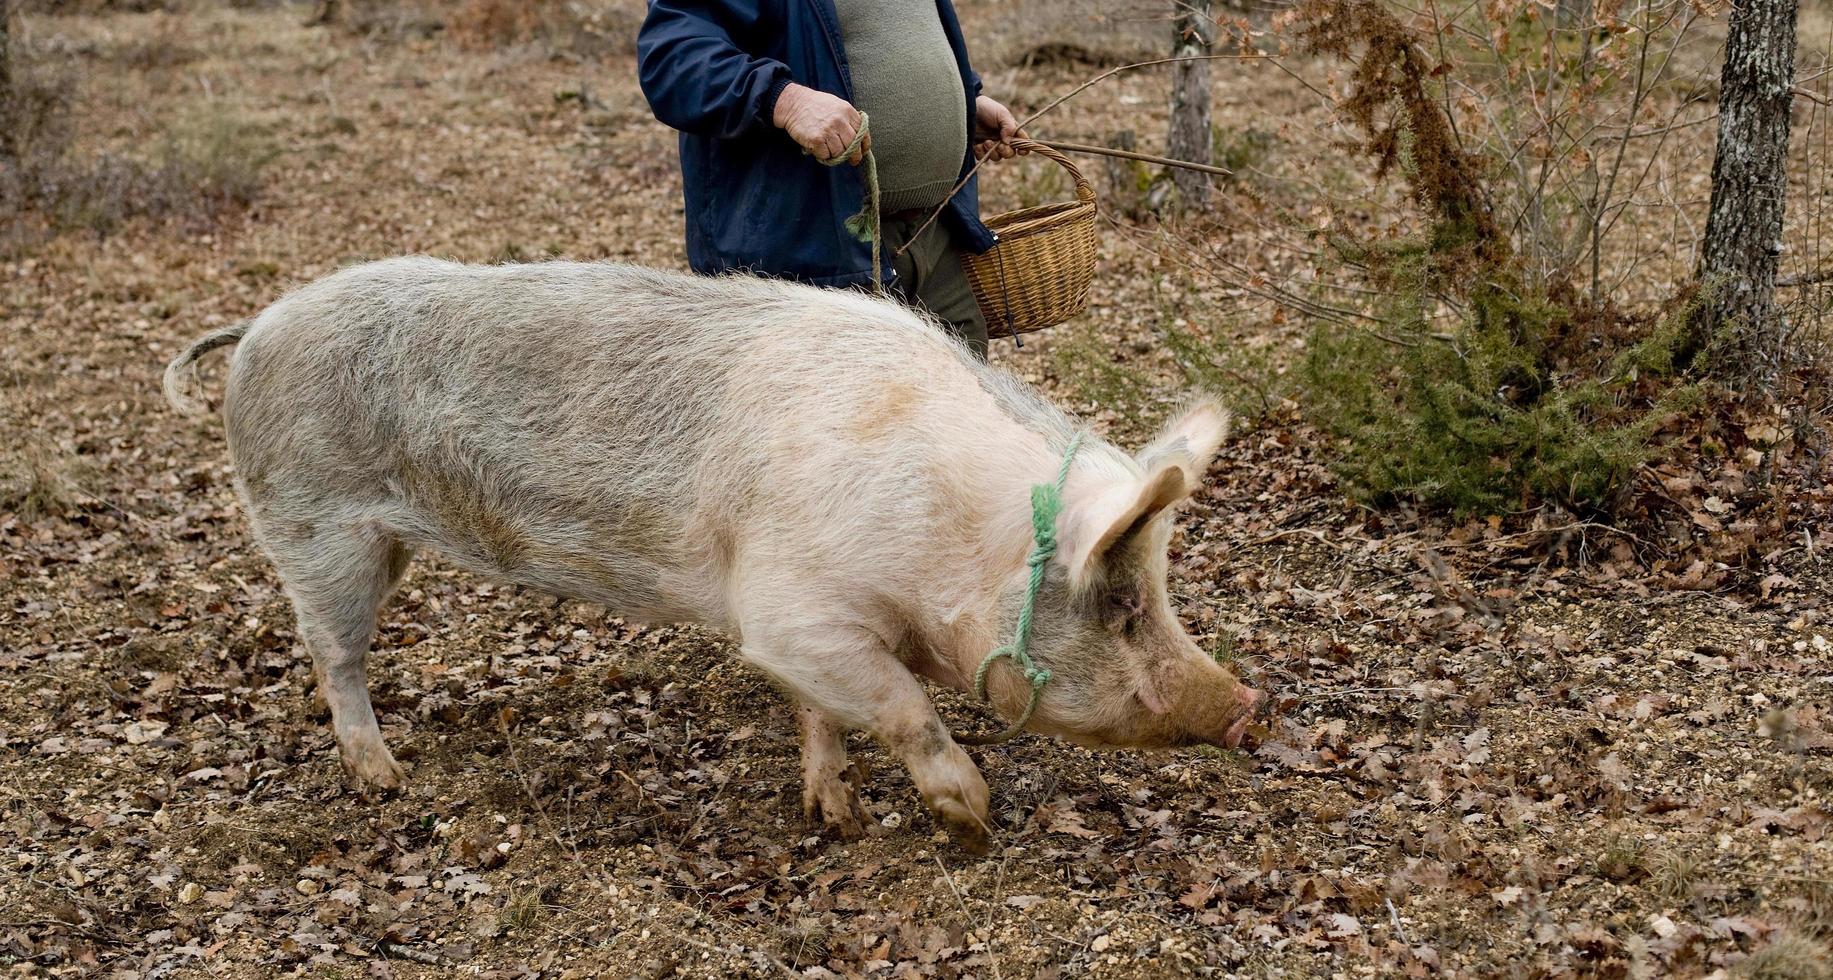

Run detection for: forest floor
[[3, 3, 1831, 978]]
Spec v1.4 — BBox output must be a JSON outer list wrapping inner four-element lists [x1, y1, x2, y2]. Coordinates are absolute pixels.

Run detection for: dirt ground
[[3, 3, 1831, 978]]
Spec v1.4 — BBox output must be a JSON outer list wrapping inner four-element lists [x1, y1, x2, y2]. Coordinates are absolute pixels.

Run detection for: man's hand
[[773, 83, 870, 165], [974, 96, 1029, 161]]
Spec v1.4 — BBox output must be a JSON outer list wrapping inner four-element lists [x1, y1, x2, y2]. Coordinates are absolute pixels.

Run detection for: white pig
[[163, 258, 1260, 851]]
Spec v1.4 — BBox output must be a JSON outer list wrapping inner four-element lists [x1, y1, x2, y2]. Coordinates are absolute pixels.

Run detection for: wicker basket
[[960, 139, 1098, 338]]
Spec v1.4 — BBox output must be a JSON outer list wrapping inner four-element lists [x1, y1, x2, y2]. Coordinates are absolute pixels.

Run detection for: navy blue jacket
[[637, 0, 996, 288]]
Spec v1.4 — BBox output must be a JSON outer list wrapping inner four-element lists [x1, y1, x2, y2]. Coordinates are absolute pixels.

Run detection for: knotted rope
[[956, 432, 1085, 746], [809, 112, 883, 295]]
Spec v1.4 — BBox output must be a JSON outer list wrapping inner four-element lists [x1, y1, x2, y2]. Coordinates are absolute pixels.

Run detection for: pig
[[162, 258, 1261, 852]]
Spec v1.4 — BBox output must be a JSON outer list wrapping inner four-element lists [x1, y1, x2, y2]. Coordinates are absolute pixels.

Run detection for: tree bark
[[1, 0, 14, 160], [1694, 0, 1798, 383], [1168, 0, 1214, 210], [305, 0, 340, 27]]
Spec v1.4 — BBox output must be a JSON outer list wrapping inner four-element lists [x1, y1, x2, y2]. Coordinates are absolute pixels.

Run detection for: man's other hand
[[974, 96, 1029, 161], [773, 83, 870, 165]]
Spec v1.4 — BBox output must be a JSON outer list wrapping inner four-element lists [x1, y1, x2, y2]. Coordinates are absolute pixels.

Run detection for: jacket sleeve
[[637, 0, 795, 140]]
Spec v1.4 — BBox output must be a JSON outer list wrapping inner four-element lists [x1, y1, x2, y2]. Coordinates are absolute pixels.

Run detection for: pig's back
[[220, 258, 1067, 622]]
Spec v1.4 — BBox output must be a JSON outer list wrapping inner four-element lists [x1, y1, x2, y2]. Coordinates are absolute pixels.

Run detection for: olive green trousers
[[878, 214, 989, 360]]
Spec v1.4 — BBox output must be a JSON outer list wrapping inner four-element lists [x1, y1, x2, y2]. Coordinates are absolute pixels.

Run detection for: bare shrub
[[1271, 0, 1701, 514], [443, 0, 641, 56], [1092, 0, 1829, 526], [1328, 0, 1722, 300], [447, 0, 541, 48], [14, 1, 176, 11], [2, 48, 274, 254], [1291, 0, 1508, 283], [0, 436, 93, 522], [1733, 930, 1833, 980], [1058, 0, 1720, 518], [968, 0, 1166, 70], [328, 0, 446, 39]]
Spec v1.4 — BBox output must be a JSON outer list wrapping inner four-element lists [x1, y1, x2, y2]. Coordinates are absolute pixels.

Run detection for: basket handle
[[1003, 138, 1096, 205]]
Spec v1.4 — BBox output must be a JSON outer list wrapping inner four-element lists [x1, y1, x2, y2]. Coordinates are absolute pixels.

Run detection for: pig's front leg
[[797, 704, 872, 838], [883, 712, 992, 854], [744, 628, 992, 852]]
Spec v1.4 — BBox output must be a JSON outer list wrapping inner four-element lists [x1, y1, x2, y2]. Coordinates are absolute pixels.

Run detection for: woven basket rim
[[985, 199, 1096, 239]]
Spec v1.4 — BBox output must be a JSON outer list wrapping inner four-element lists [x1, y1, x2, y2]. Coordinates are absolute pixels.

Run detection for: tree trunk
[[1, 0, 14, 160], [305, 0, 340, 27], [1168, 0, 1214, 210], [1104, 130, 1147, 220], [1694, 0, 1798, 383]]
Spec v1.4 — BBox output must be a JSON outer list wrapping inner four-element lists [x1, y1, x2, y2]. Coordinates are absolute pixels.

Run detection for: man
[[636, 0, 1026, 357]]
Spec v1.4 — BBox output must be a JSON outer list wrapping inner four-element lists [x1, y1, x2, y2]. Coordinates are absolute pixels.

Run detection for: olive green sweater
[[833, 0, 968, 213]]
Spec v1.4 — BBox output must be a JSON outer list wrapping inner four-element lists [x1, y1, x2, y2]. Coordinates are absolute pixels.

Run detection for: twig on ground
[[1387, 899, 1411, 945], [1245, 527, 1343, 548], [932, 856, 1005, 980], [1427, 520, 1655, 552], [1300, 686, 1412, 700], [934, 856, 975, 923], [498, 711, 582, 862], [374, 938, 443, 965]]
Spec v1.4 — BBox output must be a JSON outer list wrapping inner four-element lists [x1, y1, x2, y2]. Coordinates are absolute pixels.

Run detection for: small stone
[[1091, 934, 1112, 953], [295, 879, 321, 896], [122, 720, 168, 745], [178, 882, 204, 904]]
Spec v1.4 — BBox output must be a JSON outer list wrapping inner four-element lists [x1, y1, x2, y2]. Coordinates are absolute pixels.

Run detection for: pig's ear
[[1136, 399, 1231, 486], [1063, 463, 1192, 586]]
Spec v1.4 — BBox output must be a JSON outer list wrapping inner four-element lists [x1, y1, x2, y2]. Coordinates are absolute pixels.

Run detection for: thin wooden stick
[[894, 53, 1272, 255], [1036, 139, 1234, 177], [1778, 265, 1833, 288]]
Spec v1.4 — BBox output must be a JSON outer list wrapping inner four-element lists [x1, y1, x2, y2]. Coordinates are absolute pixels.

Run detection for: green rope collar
[[819, 113, 1069, 744], [808, 111, 884, 295], [956, 432, 1084, 746]]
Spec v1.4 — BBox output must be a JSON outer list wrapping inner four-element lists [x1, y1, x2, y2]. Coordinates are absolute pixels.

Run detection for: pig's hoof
[[812, 806, 868, 841], [342, 746, 406, 791], [803, 774, 873, 840], [946, 817, 991, 856], [932, 802, 991, 856]]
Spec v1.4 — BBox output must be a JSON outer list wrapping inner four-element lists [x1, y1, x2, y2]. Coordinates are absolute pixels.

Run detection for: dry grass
[[968, 0, 1168, 70], [0, 439, 87, 521], [329, 0, 643, 54], [1734, 930, 1833, 980], [2, 31, 273, 254]]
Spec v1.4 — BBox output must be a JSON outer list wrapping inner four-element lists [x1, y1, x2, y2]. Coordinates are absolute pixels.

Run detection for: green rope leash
[[808, 111, 883, 295], [956, 432, 1085, 746]]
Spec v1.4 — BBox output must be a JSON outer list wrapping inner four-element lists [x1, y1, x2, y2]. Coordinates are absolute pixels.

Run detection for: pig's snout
[[1217, 685, 1262, 749]]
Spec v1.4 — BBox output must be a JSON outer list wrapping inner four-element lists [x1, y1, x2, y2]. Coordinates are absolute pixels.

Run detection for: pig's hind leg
[[797, 704, 873, 838], [267, 519, 414, 789]]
